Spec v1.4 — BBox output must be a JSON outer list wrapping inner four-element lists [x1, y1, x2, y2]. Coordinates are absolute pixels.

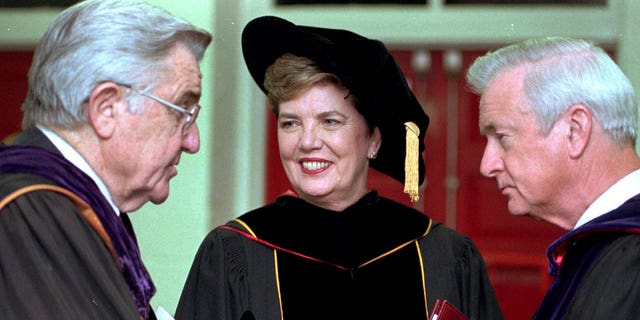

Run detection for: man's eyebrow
[[176, 90, 201, 104], [480, 123, 496, 136]]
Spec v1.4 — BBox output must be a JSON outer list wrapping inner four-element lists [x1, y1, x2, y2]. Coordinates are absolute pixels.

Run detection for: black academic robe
[[0, 128, 147, 320], [534, 194, 640, 320], [176, 192, 503, 320]]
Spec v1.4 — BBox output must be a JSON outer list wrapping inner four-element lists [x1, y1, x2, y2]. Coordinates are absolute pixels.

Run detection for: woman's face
[[277, 83, 381, 211]]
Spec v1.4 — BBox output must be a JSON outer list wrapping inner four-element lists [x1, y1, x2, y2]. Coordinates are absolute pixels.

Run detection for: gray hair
[[466, 37, 638, 145], [22, 0, 212, 129]]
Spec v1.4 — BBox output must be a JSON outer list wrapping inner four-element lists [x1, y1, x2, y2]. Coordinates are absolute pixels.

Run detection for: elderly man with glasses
[[0, 1, 211, 319]]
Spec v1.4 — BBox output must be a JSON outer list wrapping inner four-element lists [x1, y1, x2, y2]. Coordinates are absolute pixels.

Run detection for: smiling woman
[[175, 15, 503, 320], [275, 80, 378, 211]]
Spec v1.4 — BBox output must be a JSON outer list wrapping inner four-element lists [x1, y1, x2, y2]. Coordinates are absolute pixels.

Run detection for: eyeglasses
[[116, 83, 200, 134]]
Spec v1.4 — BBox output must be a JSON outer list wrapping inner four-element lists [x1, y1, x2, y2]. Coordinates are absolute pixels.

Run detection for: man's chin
[[527, 214, 542, 221], [511, 211, 544, 223], [149, 185, 170, 204], [507, 203, 533, 218]]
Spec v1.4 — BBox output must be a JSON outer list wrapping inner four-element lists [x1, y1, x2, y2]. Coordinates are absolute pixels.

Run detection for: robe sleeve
[[562, 234, 640, 319], [421, 224, 504, 320], [457, 234, 504, 320], [175, 224, 252, 320], [0, 178, 139, 320]]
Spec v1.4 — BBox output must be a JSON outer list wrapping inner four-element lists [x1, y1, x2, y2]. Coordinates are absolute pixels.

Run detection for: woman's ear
[[566, 104, 593, 159], [87, 82, 126, 139], [369, 126, 382, 156]]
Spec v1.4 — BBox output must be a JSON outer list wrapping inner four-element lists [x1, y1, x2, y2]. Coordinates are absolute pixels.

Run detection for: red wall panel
[[0, 51, 32, 142]]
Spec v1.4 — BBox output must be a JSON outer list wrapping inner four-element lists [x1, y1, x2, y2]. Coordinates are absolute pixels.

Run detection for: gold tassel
[[404, 122, 420, 202]]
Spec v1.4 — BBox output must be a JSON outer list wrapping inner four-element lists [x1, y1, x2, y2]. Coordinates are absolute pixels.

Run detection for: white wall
[[1, 0, 638, 315]]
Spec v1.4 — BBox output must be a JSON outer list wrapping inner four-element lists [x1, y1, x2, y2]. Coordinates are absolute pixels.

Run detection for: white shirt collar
[[37, 125, 120, 216], [574, 168, 640, 229]]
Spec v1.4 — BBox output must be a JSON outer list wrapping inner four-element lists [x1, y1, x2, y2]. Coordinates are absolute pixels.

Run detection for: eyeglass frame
[[116, 82, 200, 133]]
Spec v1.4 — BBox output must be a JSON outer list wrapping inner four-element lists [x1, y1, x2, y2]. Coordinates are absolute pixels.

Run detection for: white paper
[[155, 306, 175, 320]]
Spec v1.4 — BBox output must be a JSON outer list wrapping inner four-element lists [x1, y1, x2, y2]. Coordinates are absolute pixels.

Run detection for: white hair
[[467, 37, 638, 144], [22, 0, 212, 129]]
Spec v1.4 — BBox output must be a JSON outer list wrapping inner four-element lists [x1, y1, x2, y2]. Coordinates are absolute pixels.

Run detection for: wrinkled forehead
[[478, 67, 535, 134]]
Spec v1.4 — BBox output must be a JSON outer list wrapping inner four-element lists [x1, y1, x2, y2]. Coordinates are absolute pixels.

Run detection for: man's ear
[[87, 82, 126, 138], [566, 104, 593, 159]]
